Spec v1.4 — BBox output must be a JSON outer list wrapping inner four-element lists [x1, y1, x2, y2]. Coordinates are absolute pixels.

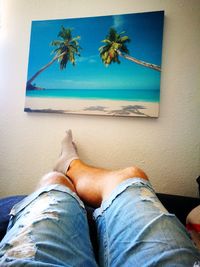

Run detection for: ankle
[[68, 159, 81, 169], [66, 159, 82, 179]]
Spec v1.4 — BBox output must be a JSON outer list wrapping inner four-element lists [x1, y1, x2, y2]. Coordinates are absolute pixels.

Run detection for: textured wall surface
[[0, 0, 199, 197]]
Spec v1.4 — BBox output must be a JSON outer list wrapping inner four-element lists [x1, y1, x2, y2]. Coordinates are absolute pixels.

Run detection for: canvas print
[[25, 11, 164, 117]]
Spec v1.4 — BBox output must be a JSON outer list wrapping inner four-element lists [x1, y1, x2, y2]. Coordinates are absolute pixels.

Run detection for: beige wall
[[0, 0, 199, 197]]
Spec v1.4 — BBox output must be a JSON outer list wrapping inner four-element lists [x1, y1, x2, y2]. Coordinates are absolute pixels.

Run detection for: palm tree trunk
[[117, 50, 161, 72], [27, 52, 66, 86]]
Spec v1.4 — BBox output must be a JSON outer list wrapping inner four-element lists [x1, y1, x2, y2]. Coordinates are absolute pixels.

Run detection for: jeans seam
[[102, 215, 109, 267]]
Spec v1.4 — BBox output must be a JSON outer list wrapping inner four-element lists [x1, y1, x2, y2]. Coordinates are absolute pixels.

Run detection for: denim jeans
[[0, 179, 200, 266]]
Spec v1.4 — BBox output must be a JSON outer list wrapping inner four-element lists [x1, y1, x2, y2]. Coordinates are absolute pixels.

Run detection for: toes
[[66, 129, 72, 140]]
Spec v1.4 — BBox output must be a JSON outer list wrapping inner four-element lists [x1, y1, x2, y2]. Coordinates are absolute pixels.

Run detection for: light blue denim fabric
[[1, 180, 200, 267], [0, 184, 98, 267], [93, 178, 200, 267]]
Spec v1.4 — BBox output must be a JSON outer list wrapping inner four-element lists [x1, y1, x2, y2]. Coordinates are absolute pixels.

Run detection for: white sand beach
[[24, 97, 159, 118]]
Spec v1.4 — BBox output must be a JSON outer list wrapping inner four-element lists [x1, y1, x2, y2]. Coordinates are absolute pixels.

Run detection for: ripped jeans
[[0, 178, 200, 266]]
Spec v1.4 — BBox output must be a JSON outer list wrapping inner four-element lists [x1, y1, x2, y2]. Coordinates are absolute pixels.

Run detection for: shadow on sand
[[25, 104, 152, 117], [107, 105, 151, 117]]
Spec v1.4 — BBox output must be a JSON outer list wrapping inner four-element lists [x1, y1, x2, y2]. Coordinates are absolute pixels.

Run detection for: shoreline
[[24, 97, 159, 117]]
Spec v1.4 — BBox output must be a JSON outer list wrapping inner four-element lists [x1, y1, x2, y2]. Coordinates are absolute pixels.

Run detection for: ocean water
[[26, 89, 160, 102]]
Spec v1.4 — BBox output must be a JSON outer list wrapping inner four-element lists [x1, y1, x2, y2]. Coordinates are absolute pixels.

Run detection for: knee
[[126, 166, 148, 180], [38, 171, 76, 192]]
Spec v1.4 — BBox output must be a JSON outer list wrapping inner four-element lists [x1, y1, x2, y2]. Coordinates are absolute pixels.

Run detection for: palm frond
[[99, 27, 131, 66], [120, 36, 131, 43], [50, 26, 81, 69], [51, 40, 63, 46]]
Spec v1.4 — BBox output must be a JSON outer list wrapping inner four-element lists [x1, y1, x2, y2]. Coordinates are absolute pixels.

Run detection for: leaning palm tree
[[26, 26, 81, 90], [99, 28, 161, 71]]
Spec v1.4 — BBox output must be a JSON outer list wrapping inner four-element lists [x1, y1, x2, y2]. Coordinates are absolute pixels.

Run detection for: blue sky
[[27, 11, 164, 90]]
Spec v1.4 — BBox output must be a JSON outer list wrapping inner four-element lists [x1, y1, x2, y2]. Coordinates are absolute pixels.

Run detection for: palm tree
[[99, 28, 161, 72], [26, 26, 81, 90]]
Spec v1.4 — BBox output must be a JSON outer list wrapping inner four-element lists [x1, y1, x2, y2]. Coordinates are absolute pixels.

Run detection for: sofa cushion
[[0, 195, 26, 241]]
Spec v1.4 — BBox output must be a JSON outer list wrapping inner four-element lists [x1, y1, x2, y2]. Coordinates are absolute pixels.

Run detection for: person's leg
[[54, 130, 147, 207], [0, 171, 97, 267], [54, 131, 200, 266], [67, 159, 147, 207], [61, 163, 200, 266], [94, 178, 200, 266]]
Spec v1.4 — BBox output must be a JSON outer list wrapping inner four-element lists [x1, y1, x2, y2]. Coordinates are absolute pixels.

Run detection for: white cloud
[[112, 15, 124, 30], [76, 54, 98, 64]]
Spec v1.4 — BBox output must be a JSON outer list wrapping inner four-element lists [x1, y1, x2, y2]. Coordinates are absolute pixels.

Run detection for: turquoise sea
[[26, 89, 160, 102]]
